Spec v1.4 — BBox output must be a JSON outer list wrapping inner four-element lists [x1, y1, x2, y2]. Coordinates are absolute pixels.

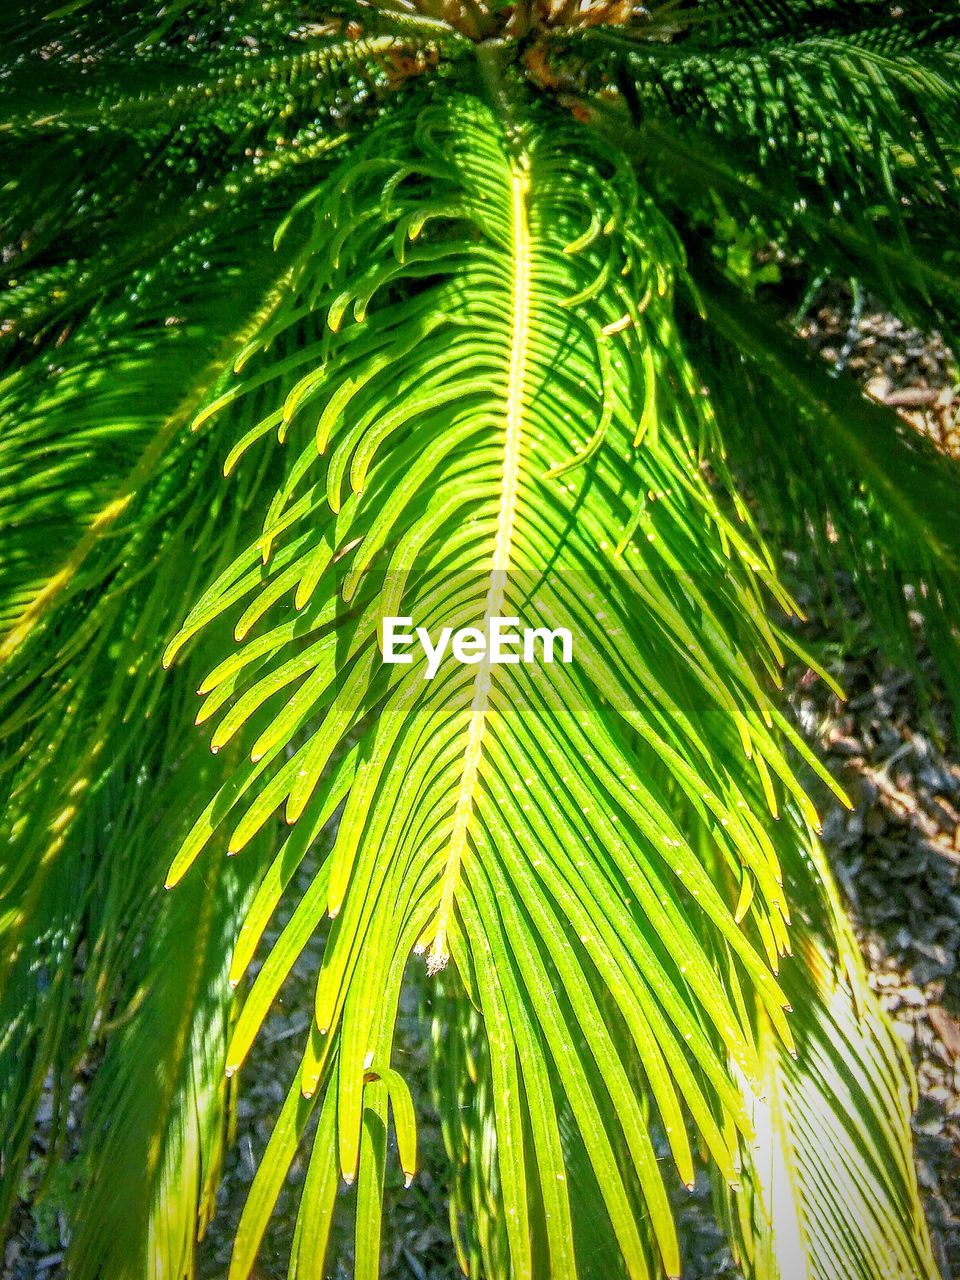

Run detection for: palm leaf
[[157, 83, 907, 1279], [710, 825, 938, 1280], [686, 269, 960, 717], [577, 8, 960, 337], [69, 848, 256, 1280]]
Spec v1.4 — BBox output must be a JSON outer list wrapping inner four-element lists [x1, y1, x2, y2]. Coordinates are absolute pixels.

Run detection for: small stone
[[914, 1099, 946, 1136], [884, 386, 940, 408]]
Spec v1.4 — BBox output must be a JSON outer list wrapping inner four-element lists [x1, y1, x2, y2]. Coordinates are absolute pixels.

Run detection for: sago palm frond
[[70, 850, 255, 1280], [708, 819, 938, 1280], [583, 10, 960, 338], [162, 90, 827, 1279], [688, 269, 960, 716], [1, 2, 958, 1279]]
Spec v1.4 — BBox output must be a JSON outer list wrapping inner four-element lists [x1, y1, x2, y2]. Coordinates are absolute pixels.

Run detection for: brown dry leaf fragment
[[524, 44, 563, 90], [928, 1006, 960, 1062]]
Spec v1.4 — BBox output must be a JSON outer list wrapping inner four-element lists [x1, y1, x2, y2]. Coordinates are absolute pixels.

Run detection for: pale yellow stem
[[427, 157, 530, 972]]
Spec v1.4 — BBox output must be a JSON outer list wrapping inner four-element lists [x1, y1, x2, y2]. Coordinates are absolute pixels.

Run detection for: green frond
[[156, 85, 885, 1280], [0, 201, 296, 1225], [69, 851, 259, 1280], [712, 826, 938, 1280], [0, 36, 401, 136], [688, 270, 960, 717], [580, 9, 960, 336]]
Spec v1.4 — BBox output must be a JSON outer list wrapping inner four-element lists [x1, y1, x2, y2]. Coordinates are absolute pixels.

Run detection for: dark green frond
[[70, 845, 258, 1280], [0, 36, 404, 136], [687, 269, 960, 718], [578, 10, 960, 336]]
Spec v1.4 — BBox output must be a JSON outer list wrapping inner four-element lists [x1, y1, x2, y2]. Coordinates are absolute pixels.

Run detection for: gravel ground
[[5, 288, 959, 1279], [797, 281, 959, 461]]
